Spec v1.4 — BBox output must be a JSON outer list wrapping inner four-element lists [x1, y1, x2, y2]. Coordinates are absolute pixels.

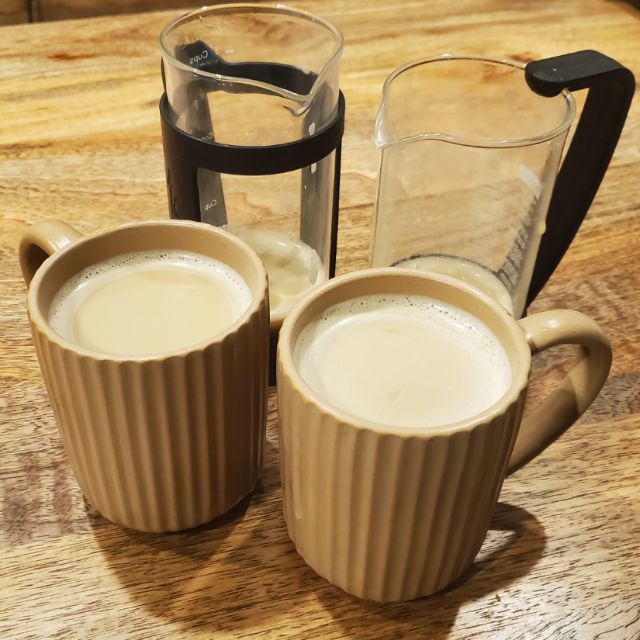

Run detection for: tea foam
[[294, 294, 511, 429], [49, 250, 250, 356]]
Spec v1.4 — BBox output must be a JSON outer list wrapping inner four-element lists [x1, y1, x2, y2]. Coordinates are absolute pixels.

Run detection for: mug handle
[[19, 219, 83, 286], [506, 309, 612, 475]]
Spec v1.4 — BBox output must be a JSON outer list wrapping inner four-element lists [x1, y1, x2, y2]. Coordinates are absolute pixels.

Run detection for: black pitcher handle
[[524, 50, 635, 307]]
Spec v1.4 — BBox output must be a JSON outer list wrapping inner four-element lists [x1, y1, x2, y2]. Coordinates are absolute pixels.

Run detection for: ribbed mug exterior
[[278, 366, 526, 601], [24, 221, 269, 532], [277, 267, 612, 602], [276, 269, 536, 602]]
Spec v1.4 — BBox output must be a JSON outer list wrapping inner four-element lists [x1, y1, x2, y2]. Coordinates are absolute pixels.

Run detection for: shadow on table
[[91, 487, 545, 637], [316, 502, 547, 639], [90, 434, 319, 635]]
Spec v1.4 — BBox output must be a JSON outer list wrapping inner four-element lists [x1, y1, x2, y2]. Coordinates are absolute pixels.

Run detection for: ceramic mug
[[20, 219, 269, 532], [277, 268, 611, 601]]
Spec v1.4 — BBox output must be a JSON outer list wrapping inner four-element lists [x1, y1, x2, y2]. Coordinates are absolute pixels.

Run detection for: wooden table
[[1, 1, 639, 638]]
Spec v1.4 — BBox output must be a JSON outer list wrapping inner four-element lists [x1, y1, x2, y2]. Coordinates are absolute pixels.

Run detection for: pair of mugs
[[21, 218, 611, 602]]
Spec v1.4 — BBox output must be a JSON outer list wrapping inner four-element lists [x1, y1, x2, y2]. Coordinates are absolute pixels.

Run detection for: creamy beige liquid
[[49, 250, 251, 356], [295, 294, 511, 430], [394, 255, 514, 314], [234, 228, 325, 327]]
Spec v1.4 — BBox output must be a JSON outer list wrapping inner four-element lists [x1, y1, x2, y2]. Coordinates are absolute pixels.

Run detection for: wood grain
[[1, 1, 639, 638], [0, 0, 28, 25], [30, 0, 206, 22]]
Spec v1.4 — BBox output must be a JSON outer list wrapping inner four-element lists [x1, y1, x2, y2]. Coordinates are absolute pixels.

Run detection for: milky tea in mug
[[48, 249, 251, 355], [295, 293, 512, 428], [278, 269, 611, 601], [21, 220, 270, 532]]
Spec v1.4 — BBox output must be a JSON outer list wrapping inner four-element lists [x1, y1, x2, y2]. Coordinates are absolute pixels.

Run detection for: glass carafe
[[160, 4, 344, 329], [371, 52, 634, 317]]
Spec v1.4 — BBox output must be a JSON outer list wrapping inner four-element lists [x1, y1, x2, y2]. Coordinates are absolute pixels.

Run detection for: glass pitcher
[[160, 4, 344, 329], [371, 52, 634, 317]]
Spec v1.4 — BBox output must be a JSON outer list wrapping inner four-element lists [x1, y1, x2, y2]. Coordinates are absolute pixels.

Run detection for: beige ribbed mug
[[277, 269, 611, 601], [20, 219, 269, 532]]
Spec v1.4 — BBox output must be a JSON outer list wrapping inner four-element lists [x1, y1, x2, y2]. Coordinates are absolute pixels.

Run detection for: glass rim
[[159, 3, 344, 103], [376, 55, 577, 149]]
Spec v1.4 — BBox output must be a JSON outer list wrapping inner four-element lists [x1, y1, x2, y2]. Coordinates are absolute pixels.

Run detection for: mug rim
[[27, 219, 269, 363], [277, 268, 531, 437]]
